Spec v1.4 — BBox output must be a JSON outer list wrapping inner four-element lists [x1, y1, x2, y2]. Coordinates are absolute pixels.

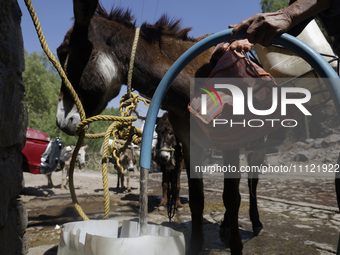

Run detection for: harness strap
[[159, 147, 175, 152]]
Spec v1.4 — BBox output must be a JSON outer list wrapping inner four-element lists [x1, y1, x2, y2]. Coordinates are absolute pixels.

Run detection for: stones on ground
[[322, 134, 340, 147], [294, 151, 310, 162]]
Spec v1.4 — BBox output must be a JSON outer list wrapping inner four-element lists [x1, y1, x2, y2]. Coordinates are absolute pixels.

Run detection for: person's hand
[[211, 39, 253, 64], [210, 42, 230, 63], [229, 39, 253, 52], [231, 11, 293, 46]]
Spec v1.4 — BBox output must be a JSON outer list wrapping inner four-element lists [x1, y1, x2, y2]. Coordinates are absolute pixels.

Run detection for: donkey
[[55, 145, 88, 189], [114, 147, 136, 192], [155, 112, 184, 211], [101, 139, 137, 192], [56, 1, 265, 254]]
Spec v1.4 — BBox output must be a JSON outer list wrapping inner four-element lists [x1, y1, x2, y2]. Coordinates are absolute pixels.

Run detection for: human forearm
[[284, 0, 332, 27], [232, 0, 333, 46]]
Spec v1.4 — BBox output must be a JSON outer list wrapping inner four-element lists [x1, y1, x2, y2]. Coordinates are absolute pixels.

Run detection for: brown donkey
[[56, 1, 265, 254], [155, 112, 184, 211]]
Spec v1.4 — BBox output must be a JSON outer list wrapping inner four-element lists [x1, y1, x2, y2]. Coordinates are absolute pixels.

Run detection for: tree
[[23, 51, 61, 137], [260, 0, 289, 12]]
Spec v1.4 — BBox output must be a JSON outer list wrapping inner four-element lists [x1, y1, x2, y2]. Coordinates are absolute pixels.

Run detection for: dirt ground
[[22, 162, 339, 255]]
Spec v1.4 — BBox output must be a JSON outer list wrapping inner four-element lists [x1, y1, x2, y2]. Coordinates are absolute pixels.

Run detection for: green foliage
[[23, 51, 61, 138], [260, 0, 289, 12]]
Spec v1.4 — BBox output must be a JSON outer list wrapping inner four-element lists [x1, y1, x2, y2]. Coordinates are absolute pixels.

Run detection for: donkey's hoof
[[176, 206, 183, 211], [158, 205, 166, 211], [230, 250, 243, 255], [187, 240, 203, 255], [253, 225, 263, 236], [219, 226, 231, 242]]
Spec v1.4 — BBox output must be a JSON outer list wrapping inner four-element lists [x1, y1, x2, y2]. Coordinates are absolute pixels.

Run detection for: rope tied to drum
[[24, 0, 148, 221]]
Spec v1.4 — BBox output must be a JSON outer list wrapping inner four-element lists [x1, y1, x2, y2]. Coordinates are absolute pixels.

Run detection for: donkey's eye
[[57, 48, 68, 67]]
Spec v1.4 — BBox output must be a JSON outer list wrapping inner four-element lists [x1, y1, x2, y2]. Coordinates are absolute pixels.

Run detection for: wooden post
[[139, 167, 149, 235]]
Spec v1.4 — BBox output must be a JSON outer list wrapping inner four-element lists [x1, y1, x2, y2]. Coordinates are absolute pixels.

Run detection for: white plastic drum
[[57, 220, 185, 255], [254, 19, 337, 79]]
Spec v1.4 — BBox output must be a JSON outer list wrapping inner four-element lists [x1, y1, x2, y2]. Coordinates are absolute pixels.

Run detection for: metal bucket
[[57, 220, 185, 255]]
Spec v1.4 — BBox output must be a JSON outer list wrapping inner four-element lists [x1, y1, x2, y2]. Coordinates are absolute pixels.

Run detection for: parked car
[[21, 128, 63, 175]]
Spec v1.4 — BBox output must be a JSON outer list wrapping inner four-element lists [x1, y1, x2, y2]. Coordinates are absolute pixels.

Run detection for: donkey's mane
[[96, 4, 194, 42]]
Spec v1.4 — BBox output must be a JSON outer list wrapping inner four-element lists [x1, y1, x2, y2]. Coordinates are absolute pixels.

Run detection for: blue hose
[[140, 29, 340, 169]]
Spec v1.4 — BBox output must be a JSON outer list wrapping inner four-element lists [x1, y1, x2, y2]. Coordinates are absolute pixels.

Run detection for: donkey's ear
[[73, 0, 98, 28]]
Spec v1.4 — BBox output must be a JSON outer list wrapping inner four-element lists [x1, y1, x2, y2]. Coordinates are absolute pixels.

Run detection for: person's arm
[[285, 0, 331, 26], [231, 0, 332, 46]]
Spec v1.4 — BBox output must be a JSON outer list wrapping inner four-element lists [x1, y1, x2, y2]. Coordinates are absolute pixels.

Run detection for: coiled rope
[[24, 0, 148, 220]]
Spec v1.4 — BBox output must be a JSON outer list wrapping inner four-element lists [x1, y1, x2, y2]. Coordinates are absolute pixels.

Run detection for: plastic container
[[254, 19, 337, 78], [57, 220, 185, 255]]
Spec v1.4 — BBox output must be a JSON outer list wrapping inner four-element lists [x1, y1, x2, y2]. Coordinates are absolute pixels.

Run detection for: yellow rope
[[24, 0, 148, 221], [127, 27, 140, 96], [68, 131, 89, 220], [101, 123, 117, 219]]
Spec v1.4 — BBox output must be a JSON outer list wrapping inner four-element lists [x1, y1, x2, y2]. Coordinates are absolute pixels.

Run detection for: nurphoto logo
[[200, 83, 312, 128]]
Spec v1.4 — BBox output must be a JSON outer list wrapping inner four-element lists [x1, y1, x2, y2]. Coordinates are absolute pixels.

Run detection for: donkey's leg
[[247, 173, 263, 236], [187, 173, 204, 254], [336, 154, 340, 255], [159, 164, 168, 210], [175, 159, 184, 210], [47, 173, 53, 188], [121, 171, 125, 192], [168, 112, 204, 254], [221, 149, 242, 255], [185, 145, 204, 255], [247, 151, 264, 236], [127, 169, 131, 192], [61, 167, 66, 190], [336, 154, 340, 210], [65, 167, 69, 190], [337, 174, 340, 210], [117, 171, 120, 189]]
